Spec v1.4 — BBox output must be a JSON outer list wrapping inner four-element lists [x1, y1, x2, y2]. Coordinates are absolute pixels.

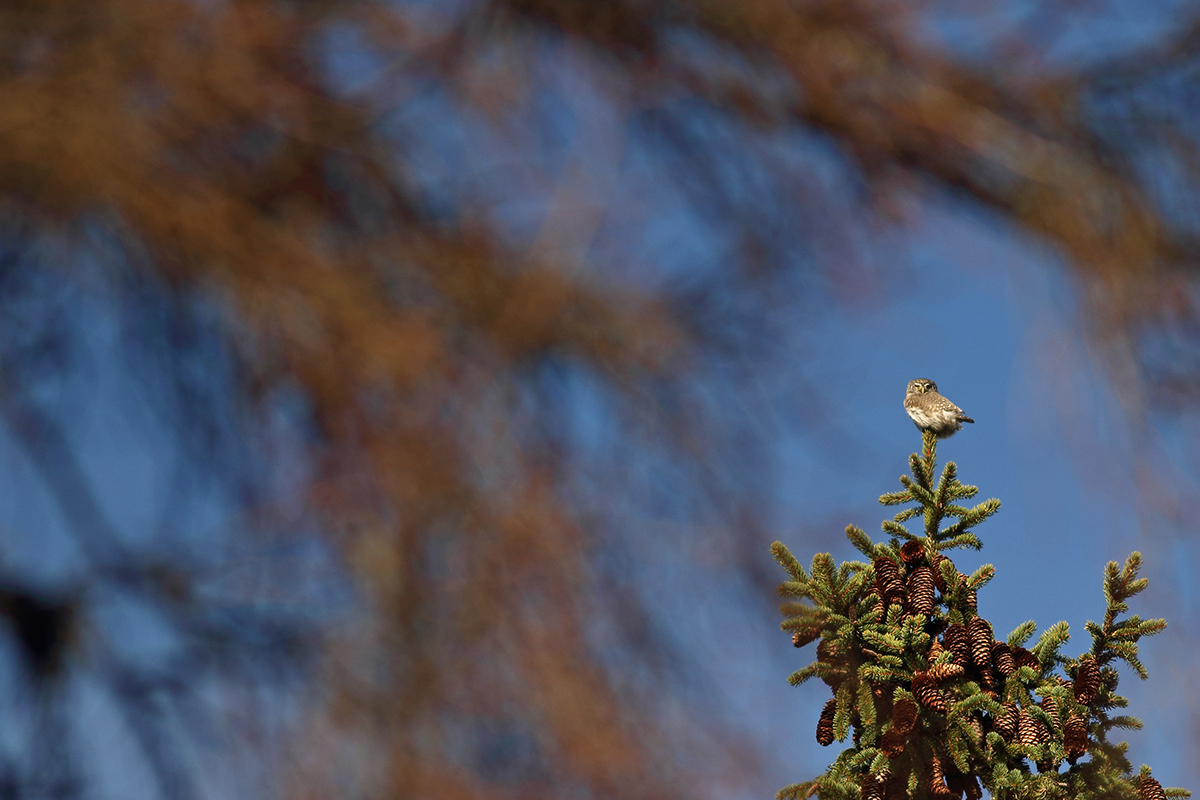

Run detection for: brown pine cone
[[1017, 707, 1047, 746], [792, 628, 820, 648], [872, 689, 894, 729], [1013, 646, 1041, 673], [900, 539, 926, 564], [967, 714, 984, 743], [874, 556, 902, 588], [906, 566, 936, 616], [893, 698, 919, 734], [929, 638, 946, 662], [912, 671, 948, 713], [1075, 658, 1102, 704], [862, 773, 886, 800], [944, 624, 970, 666], [957, 572, 978, 611], [817, 638, 841, 663], [927, 662, 965, 682], [994, 702, 1019, 740], [1137, 776, 1168, 800], [991, 641, 1015, 675], [1063, 715, 1088, 762], [968, 617, 993, 667], [946, 772, 982, 800], [816, 698, 836, 746], [1040, 696, 1059, 726], [817, 639, 848, 688], [930, 552, 949, 593], [927, 754, 955, 799], [879, 726, 906, 756]]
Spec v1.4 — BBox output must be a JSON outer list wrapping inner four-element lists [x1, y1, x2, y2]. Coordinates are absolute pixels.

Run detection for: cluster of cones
[[805, 541, 1109, 798]]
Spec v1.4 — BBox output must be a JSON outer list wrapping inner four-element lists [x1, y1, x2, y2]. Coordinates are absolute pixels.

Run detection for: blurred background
[[0, 0, 1198, 798]]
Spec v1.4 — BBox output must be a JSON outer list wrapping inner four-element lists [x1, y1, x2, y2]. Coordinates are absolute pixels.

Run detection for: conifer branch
[[771, 541, 809, 583], [881, 520, 918, 540], [880, 490, 913, 506], [921, 430, 937, 469], [899, 475, 935, 506], [846, 525, 876, 557]]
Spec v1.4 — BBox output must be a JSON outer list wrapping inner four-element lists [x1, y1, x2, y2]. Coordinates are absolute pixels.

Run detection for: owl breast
[[904, 400, 965, 438]]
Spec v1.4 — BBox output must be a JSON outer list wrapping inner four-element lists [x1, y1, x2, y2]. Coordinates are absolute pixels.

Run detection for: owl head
[[905, 378, 938, 397]]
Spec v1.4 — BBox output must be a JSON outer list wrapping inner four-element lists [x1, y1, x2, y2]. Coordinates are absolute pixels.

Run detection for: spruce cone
[[816, 698, 836, 746], [929, 638, 945, 662], [944, 624, 970, 666], [912, 671, 948, 713], [946, 772, 982, 800], [1013, 646, 1041, 673], [927, 662, 965, 682], [893, 698, 919, 734], [927, 754, 955, 799], [930, 552, 949, 593], [906, 566, 936, 616], [900, 539, 926, 564], [991, 641, 1015, 676], [1040, 696, 1059, 726], [977, 665, 995, 689], [874, 556, 906, 609], [1063, 715, 1088, 762], [792, 628, 820, 648], [817, 638, 841, 663], [880, 726, 906, 756], [968, 617, 993, 667], [1075, 658, 1101, 704], [955, 572, 978, 610], [872, 682, 894, 718], [1137, 776, 1168, 800], [874, 556, 902, 590], [945, 771, 969, 800], [1017, 707, 1047, 746], [817, 639, 848, 688], [994, 702, 1019, 740], [967, 714, 984, 743], [862, 773, 886, 800]]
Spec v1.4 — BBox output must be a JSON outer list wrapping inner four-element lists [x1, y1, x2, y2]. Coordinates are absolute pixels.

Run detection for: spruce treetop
[[771, 431, 1185, 800]]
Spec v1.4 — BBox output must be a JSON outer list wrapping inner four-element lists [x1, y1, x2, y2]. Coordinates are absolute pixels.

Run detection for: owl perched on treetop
[[904, 379, 974, 438]]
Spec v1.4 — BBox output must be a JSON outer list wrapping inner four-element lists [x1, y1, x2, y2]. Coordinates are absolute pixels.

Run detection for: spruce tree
[[771, 431, 1189, 800]]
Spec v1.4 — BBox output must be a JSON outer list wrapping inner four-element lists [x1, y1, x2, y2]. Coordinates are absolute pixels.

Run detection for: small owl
[[904, 379, 974, 438]]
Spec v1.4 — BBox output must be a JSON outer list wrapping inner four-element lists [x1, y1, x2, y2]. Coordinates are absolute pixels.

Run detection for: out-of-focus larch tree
[[0, 1, 1199, 799]]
